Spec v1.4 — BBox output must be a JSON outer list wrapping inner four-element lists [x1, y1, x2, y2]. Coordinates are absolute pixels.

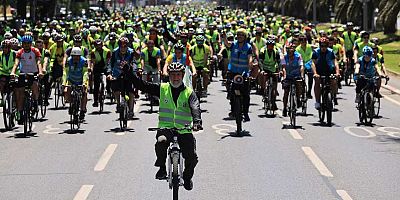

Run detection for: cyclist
[[311, 37, 340, 109], [105, 32, 119, 51], [163, 43, 196, 89], [371, 44, 388, 98], [0, 40, 17, 105], [140, 39, 161, 83], [63, 47, 89, 120], [35, 39, 51, 105], [10, 35, 43, 125], [343, 22, 357, 81], [222, 28, 253, 122], [296, 34, 314, 99], [353, 31, 374, 62], [281, 43, 304, 117], [131, 62, 202, 191], [65, 35, 90, 58], [354, 46, 384, 103], [89, 39, 111, 107], [259, 39, 281, 110], [106, 37, 139, 117], [190, 35, 212, 96]]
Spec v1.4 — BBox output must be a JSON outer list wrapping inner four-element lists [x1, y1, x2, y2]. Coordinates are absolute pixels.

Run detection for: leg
[[64, 86, 72, 103], [92, 73, 101, 104], [15, 87, 25, 112], [31, 81, 39, 101], [314, 77, 321, 103], [179, 133, 198, 181], [307, 73, 313, 98], [203, 70, 209, 90]]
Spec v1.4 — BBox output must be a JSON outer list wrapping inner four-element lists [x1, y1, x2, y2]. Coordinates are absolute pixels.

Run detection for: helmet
[[319, 37, 329, 45], [109, 32, 117, 40], [371, 37, 379, 44], [178, 21, 185, 27], [236, 28, 247, 36], [73, 34, 82, 42], [266, 39, 275, 45], [94, 39, 103, 45], [226, 32, 234, 39], [1, 39, 12, 48], [89, 26, 98, 32], [71, 47, 81, 56], [196, 28, 204, 35], [21, 35, 33, 43], [361, 31, 370, 38], [346, 22, 354, 27], [167, 62, 185, 72], [255, 27, 263, 33], [54, 34, 64, 42], [81, 28, 89, 35], [118, 37, 129, 46], [42, 32, 51, 38], [4, 32, 13, 39], [362, 46, 373, 57], [353, 26, 360, 32], [174, 42, 185, 50]]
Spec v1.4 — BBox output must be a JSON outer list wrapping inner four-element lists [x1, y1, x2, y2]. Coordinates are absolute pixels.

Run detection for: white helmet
[[71, 47, 81, 56]]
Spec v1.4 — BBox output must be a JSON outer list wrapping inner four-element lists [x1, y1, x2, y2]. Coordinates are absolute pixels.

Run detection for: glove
[[193, 123, 203, 131]]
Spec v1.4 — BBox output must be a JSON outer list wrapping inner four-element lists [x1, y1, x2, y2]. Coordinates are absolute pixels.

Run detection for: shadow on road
[[89, 111, 112, 115], [62, 129, 86, 134], [105, 127, 135, 133], [9, 132, 38, 138], [218, 130, 252, 140]]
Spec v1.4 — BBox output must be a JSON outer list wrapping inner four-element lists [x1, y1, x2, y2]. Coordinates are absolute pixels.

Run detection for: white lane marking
[[43, 125, 61, 134], [301, 147, 334, 177], [94, 144, 118, 171], [382, 85, 400, 95], [193, 129, 204, 135], [211, 124, 236, 136], [73, 185, 94, 200], [336, 190, 353, 200], [382, 94, 400, 106], [344, 126, 376, 138], [288, 129, 303, 140], [276, 110, 283, 117], [377, 127, 400, 139]]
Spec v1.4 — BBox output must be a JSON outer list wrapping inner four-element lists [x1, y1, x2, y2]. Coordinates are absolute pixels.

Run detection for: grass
[[381, 41, 400, 73]]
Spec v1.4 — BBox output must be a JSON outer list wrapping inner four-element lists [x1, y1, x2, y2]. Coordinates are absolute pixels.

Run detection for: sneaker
[[183, 178, 193, 190], [92, 102, 99, 107], [375, 92, 383, 98], [334, 98, 338, 105], [314, 102, 321, 110], [282, 108, 288, 117], [228, 112, 235, 118], [307, 93, 313, 99], [155, 167, 167, 180], [243, 113, 250, 122], [272, 102, 278, 111], [128, 111, 134, 119], [79, 111, 86, 120], [134, 93, 140, 99], [355, 94, 361, 103]]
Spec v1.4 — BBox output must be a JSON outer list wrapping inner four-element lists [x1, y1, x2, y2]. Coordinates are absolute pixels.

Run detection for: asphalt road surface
[[0, 74, 400, 200]]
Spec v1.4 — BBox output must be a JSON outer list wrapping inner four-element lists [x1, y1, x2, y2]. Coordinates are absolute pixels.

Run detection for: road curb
[[387, 69, 400, 77], [382, 84, 400, 95]]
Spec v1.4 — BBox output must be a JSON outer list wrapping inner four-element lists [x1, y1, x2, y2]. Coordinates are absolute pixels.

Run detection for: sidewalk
[[382, 70, 400, 95]]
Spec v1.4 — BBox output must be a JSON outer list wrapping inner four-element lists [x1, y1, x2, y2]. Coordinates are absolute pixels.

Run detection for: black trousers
[[228, 73, 250, 114], [155, 130, 198, 180]]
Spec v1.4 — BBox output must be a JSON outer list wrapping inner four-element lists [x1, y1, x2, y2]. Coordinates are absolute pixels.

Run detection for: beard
[[170, 80, 183, 88]]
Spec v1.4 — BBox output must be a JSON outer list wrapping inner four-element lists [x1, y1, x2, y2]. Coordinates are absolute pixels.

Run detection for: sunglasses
[[363, 37, 369, 39], [320, 45, 328, 48]]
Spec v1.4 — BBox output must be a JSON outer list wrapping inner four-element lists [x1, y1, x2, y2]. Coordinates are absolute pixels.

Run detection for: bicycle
[[229, 73, 249, 134], [148, 126, 192, 200], [208, 56, 218, 81], [344, 57, 354, 86], [2, 78, 16, 130], [38, 77, 48, 118], [53, 78, 65, 109], [194, 68, 204, 101], [112, 75, 132, 131], [143, 71, 159, 112], [69, 84, 83, 130], [356, 75, 384, 124], [287, 78, 303, 128], [318, 75, 336, 126], [300, 77, 308, 115], [262, 72, 278, 116], [373, 76, 389, 117], [98, 73, 106, 113], [15, 73, 37, 135]]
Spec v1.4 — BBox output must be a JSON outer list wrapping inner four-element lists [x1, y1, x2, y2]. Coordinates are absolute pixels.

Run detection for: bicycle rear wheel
[[365, 92, 374, 124], [99, 84, 105, 113], [234, 96, 242, 134], [326, 92, 333, 126], [3, 93, 10, 130], [289, 86, 296, 127]]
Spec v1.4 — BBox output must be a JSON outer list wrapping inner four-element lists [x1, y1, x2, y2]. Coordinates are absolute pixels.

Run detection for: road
[[0, 74, 400, 200]]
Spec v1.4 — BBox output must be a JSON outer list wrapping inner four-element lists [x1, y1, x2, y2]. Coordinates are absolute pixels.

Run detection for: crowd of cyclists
[[0, 4, 391, 128]]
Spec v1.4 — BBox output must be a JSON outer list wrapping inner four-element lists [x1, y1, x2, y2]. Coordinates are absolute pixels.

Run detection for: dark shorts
[[15, 74, 38, 88], [51, 63, 63, 80]]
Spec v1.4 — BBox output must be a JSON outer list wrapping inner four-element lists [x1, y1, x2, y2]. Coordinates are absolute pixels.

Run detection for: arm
[[131, 73, 161, 97], [311, 59, 318, 77], [188, 92, 202, 125], [11, 57, 20, 75]]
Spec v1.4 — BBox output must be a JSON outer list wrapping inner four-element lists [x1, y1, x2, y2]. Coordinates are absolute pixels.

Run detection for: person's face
[[95, 43, 102, 50], [120, 43, 128, 54], [373, 48, 378, 55], [36, 41, 44, 49], [236, 33, 245, 42], [320, 43, 328, 52], [72, 55, 80, 63], [181, 36, 187, 43], [300, 37, 307, 45], [43, 37, 49, 43], [147, 42, 154, 50], [256, 32, 262, 38], [288, 47, 295, 54], [364, 55, 371, 62], [22, 42, 31, 50], [347, 27, 353, 32], [175, 49, 183, 58], [74, 41, 82, 47], [57, 40, 63, 47], [267, 44, 274, 51], [363, 35, 369, 42], [169, 71, 184, 88], [2, 45, 10, 54]]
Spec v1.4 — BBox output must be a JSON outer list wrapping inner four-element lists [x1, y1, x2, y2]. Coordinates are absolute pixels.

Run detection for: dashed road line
[[301, 146, 333, 177], [94, 144, 118, 171], [73, 185, 94, 200], [288, 129, 303, 140], [336, 190, 353, 200]]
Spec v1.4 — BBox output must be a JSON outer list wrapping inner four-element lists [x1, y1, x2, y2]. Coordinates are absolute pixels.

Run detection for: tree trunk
[[381, 0, 400, 34]]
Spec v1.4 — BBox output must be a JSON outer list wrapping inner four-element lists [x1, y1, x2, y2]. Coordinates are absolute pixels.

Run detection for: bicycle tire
[[234, 96, 242, 134], [3, 93, 9, 129], [319, 92, 326, 123], [172, 154, 179, 200], [54, 82, 59, 108], [70, 111, 74, 130], [289, 85, 296, 127], [365, 92, 374, 124], [9, 92, 16, 128], [326, 92, 333, 126], [374, 96, 380, 117], [99, 83, 105, 113]]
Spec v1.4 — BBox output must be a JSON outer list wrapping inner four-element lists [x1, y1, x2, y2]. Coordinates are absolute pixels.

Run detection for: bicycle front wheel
[[365, 92, 374, 124], [234, 96, 242, 134], [374, 96, 380, 117], [172, 154, 179, 200]]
